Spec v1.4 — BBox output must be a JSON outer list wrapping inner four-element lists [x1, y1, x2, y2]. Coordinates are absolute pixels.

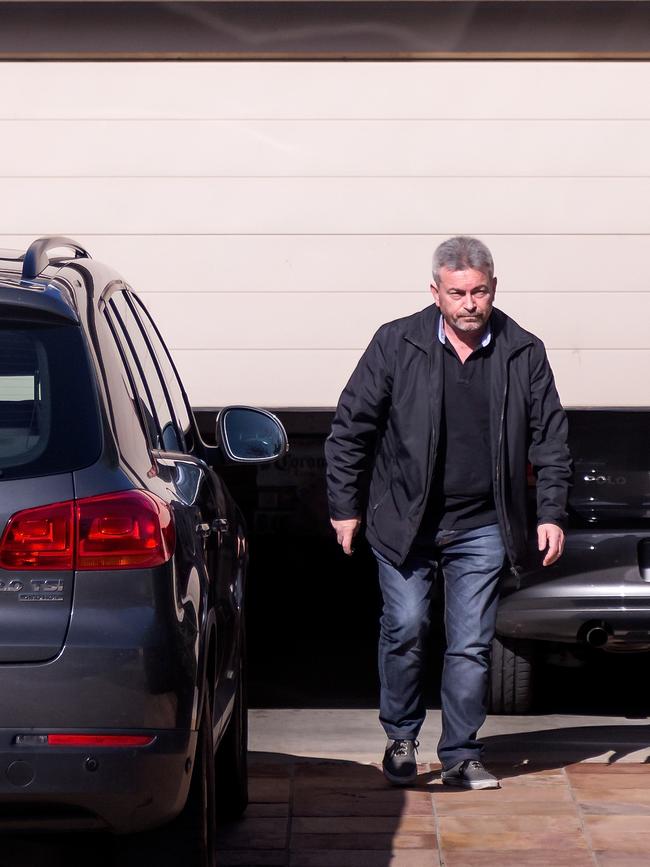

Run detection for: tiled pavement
[[217, 759, 650, 867]]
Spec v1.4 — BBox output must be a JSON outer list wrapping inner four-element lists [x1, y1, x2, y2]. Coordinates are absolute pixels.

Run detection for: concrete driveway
[[216, 709, 650, 866]]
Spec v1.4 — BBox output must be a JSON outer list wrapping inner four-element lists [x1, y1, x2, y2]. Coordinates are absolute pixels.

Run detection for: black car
[[0, 236, 287, 865], [489, 409, 650, 713]]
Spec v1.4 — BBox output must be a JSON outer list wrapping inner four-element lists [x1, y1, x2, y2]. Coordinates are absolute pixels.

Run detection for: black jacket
[[325, 304, 572, 572]]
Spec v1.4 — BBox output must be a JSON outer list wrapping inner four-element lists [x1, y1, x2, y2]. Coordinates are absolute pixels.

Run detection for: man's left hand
[[537, 523, 565, 567]]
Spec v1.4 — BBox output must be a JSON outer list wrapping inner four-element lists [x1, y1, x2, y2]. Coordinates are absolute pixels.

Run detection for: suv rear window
[[569, 410, 649, 472], [0, 323, 101, 480], [567, 410, 650, 527]]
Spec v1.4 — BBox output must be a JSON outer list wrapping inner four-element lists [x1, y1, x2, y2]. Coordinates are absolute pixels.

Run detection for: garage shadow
[[0, 832, 113, 867], [219, 732, 650, 866], [482, 723, 650, 777], [217, 751, 438, 867]]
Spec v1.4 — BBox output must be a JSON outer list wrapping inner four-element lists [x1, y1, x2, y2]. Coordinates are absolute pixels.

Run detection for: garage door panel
[[3, 62, 650, 120], [498, 295, 649, 350], [5, 120, 650, 177], [547, 350, 650, 407], [146, 291, 649, 351], [3, 177, 650, 234], [4, 233, 646, 296], [146, 292, 427, 350], [0, 59, 647, 409], [174, 348, 650, 408], [174, 348, 362, 408]]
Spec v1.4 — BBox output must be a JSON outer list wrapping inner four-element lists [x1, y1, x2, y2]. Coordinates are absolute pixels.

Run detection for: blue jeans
[[374, 523, 505, 769]]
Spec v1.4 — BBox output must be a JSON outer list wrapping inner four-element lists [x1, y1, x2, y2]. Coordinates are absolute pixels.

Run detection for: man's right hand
[[330, 517, 362, 555]]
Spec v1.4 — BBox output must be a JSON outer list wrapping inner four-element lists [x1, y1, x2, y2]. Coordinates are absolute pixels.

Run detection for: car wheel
[[175, 696, 218, 867], [114, 698, 217, 867], [215, 628, 249, 820], [489, 634, 536, 714]]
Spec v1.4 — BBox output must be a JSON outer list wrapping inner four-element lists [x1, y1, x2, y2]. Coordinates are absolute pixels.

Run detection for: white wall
[[1, 61, 649, 408]]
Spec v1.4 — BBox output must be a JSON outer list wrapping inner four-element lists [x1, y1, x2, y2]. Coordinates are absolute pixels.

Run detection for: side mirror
[[216, 406, 288, 464]]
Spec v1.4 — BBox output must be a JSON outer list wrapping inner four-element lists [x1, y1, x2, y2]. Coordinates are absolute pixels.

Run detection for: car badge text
[[0, 578, 65, 602]]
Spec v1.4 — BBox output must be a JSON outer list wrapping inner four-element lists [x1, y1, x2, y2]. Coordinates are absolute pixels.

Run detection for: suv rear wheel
[[489, 635, 536, 714], [176, 697, 217, 867], [215, 630, 248, 820], [115, 697, 217, 867]]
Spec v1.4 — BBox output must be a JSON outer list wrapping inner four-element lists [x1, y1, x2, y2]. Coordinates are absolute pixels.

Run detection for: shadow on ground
[[218, 752, 424, 867], [483, 724, 650, 777], [217, 738, 650, 867], [1, 724, 650, 867]]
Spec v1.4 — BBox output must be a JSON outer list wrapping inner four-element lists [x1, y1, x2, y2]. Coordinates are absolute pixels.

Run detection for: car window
[[108, 292, 184, 453], [130, 295, 194, 451], [569, 411, 649, 472], [104, 302, 160, 448], [0, 323, 101, 480], [567, 410, 650, 526]]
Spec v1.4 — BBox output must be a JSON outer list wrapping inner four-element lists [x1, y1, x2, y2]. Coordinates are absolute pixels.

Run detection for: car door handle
[[211, 518, 230, 534]]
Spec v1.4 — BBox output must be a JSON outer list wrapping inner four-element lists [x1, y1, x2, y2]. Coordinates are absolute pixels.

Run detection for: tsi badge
[[0, 578, 65, 602]]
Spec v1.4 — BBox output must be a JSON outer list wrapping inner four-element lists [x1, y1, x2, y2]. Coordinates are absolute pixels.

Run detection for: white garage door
[[1, 61, 649, 408]]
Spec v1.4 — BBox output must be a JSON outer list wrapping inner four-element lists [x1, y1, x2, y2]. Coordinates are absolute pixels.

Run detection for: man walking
[[325, 236, 571, 789]]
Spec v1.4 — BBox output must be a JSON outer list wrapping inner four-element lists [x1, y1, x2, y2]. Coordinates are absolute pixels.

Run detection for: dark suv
[[0, 236, 287, 864]]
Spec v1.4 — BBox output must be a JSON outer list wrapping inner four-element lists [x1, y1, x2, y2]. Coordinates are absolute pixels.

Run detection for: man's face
[[430, 267, 497, 335]]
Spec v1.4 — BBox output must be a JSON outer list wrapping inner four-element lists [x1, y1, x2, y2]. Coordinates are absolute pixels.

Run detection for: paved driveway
[[216, 709, 650, 866]]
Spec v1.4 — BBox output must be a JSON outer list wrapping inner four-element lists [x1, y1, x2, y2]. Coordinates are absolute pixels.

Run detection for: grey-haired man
[[325, 236, 571, 788]]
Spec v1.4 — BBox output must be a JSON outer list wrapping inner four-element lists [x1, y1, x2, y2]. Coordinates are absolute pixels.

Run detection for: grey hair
[[432, 236, 494, 286]]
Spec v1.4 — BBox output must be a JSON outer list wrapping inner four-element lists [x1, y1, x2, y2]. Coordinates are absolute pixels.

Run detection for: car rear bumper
[[497, 589, 650, 649], [0, 728, 196, 834], [497, 529, 650, 650]]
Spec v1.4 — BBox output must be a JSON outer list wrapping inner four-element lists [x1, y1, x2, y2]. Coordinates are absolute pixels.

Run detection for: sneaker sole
[[382, 765, 418, 787], [441, 777, 500, 790]]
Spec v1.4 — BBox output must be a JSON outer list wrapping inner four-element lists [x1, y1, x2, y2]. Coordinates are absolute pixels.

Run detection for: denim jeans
[[373, 523, 505, 769]]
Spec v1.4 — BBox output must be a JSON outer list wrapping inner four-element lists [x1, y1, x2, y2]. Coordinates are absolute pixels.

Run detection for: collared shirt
[[437, 314, 492, 349]]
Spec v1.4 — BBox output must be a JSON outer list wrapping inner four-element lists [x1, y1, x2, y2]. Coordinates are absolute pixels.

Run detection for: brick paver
[[217, 759, 650, 866]]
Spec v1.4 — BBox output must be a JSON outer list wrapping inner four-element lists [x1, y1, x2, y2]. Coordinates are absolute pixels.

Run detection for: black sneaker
[[441, 759, 500, 790], [382, 739, 419, 786]]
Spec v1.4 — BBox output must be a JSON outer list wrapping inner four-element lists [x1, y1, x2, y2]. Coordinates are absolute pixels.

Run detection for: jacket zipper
[[496, 354, 521, 576], [371, 486, 390, 513], [420, 351, 438, 517]]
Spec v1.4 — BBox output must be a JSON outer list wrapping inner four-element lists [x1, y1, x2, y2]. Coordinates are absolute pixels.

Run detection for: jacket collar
[[403, 303, 533, 357]]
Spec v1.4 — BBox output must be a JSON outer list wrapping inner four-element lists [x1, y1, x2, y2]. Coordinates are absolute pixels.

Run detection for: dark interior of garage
[[196, 408, 650, 717]]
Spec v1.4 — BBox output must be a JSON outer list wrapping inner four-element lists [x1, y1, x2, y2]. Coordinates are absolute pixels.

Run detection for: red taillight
[[77, 490, 175, 570], [0, 502, 74, 570], [47, 734, 155, 747], [0, 491, 174, 571]]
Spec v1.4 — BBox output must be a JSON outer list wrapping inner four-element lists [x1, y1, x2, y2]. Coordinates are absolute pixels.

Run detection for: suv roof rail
[[22, 236, 91, 281]]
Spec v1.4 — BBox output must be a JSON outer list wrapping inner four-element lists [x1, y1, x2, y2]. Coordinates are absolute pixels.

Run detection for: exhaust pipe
[[584, 625, 610, 648]]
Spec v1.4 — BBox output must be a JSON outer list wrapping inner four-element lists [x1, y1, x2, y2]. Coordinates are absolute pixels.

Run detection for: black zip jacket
[[325, 304, 572, 572]]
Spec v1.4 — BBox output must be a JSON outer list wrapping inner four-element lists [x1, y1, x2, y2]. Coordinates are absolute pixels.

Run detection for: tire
[[114, 699, 217, 867], [489, 634, 536, 714], [215, 630, 249, 821], [175, 697, 218, 867]]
